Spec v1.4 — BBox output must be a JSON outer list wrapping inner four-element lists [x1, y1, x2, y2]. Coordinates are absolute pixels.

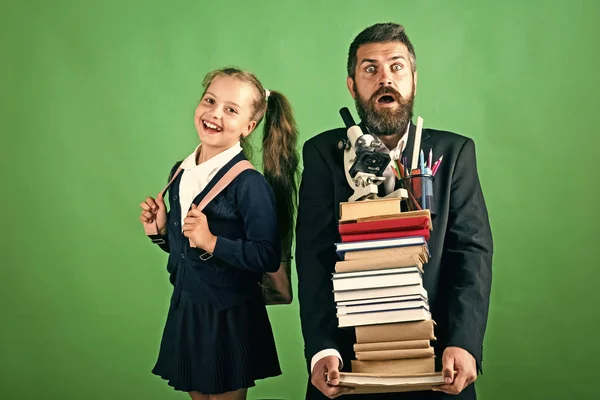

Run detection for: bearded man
[[295, 22, 494, 400]]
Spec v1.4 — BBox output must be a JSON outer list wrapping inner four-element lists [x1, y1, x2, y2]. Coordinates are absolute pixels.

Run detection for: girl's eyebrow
[[205, 91, 242, 109]]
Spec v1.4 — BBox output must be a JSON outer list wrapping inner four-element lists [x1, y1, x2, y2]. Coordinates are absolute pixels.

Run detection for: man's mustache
[[370, 86, 403, 103]]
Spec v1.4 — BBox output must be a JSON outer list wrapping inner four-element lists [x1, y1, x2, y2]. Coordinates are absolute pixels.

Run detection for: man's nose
[[378, 70, 394, 86]]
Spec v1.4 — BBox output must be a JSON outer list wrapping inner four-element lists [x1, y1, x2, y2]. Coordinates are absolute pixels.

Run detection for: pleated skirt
[[151, 290, 281, 394]]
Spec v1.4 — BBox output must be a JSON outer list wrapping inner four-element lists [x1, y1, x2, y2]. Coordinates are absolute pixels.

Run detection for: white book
[[332, 266, 422, 279], [337, 291, 428, 307], [337, 306, 431, 328], [335, 236, 427, 259], [333, 284, 426, 303], [337, 298, 429, 315]]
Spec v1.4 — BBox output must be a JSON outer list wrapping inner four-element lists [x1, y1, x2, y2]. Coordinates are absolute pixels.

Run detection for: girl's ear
[[242, 120, 257, 138]]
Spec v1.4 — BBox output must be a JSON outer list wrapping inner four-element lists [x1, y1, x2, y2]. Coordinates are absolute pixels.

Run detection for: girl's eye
[[205, 98, 214, 104], [227, 107, 238, 114]]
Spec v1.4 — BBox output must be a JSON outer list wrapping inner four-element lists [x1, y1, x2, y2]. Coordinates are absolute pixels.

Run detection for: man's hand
[[433, 346, 477, 395], [311, 355, 353, 399]]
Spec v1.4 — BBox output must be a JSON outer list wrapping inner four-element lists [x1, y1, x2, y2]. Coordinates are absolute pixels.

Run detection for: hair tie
[[265, 89, 271, 99]]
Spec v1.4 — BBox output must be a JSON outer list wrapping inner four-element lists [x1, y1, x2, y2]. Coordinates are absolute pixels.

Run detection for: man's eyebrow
[[359, 55, 408, 65], [359, 58, 378, 65], [389, 55, 408, 62]]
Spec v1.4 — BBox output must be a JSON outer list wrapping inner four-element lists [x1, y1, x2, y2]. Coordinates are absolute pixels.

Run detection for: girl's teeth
[[203, 121, 222, 131]]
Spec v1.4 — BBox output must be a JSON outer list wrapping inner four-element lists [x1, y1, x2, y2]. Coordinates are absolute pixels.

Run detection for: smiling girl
[[139, 67, 298, 400]]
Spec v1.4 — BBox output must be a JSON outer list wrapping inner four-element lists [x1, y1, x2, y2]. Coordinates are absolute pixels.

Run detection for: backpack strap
[[190, 160, 255, 255], [196, 160, 255, 212], [143, 165, 184, 240]]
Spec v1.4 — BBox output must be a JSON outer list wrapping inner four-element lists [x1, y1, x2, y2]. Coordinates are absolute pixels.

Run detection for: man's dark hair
[[347, 23, 417, 78]]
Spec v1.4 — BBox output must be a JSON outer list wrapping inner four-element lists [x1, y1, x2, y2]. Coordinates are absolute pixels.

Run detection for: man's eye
[[392, 64, 403, 71], [366, 66, 376, 73]]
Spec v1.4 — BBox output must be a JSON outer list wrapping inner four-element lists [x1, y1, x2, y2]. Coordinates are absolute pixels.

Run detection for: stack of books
[[331, 198, 444, 393]]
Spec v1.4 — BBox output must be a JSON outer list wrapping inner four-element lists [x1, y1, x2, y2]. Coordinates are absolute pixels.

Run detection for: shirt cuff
[[310, 349, 344, 373]]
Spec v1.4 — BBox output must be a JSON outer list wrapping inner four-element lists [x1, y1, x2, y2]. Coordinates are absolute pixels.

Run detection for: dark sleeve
[[156, 238, 170, 253], [212, 171, 281, 273], [443, 138, 493, 373], [155, 161, 183, 254], [295, 140, 342, 362]]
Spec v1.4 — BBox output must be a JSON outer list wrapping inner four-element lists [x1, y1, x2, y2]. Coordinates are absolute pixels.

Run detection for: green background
[[2, 0, 599, 399]]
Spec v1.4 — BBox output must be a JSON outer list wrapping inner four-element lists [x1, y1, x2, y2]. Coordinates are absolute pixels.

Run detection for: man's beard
[[354, 84, 415, 137]]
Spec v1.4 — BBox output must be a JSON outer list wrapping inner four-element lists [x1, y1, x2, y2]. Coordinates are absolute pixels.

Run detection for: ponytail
[[262, 91, 299, 259], [200, 67, 299, 258]]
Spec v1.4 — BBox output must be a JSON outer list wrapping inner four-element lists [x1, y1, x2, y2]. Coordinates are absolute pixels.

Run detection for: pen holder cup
[[399, 173, 435, 216]]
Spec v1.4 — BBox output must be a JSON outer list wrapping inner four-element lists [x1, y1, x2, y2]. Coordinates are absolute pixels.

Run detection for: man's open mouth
[[377, 95, 397, 104]]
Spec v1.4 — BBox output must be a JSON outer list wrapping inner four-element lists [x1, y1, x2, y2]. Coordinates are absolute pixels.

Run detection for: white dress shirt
[[381, 123, 410, 194], [178, 142, 243, 228]]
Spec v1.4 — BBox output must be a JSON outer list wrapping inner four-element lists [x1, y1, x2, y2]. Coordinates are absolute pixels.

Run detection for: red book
[[339, 216, 430, 235], [341, 228, 431, 243]]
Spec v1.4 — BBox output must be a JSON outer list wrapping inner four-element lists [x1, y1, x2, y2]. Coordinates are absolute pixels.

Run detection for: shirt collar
[[388, 123, 411, 161], [180, 142, 243, 171]]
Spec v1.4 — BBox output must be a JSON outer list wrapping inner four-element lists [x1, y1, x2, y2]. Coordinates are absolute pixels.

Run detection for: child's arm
[[140, 195, 169, 253], [150, 162, 183, 254], [211, 170, 282, 273]]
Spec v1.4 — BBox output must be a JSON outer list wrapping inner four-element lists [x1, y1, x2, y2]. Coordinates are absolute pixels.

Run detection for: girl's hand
[[140, 195, 167, 235], [183, 204, 217, 252]]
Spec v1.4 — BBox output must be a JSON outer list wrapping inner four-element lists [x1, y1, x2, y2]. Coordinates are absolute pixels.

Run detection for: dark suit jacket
[[295, 122, 493, 400]]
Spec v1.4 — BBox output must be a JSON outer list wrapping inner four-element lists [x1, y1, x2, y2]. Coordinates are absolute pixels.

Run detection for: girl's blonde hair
[[201, 67, 299, 256]]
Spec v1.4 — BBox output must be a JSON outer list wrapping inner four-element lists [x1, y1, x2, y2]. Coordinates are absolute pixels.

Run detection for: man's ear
[[242, 120, 257, 138], [347, 76, 357, 99], [413, 71, 418, 96]]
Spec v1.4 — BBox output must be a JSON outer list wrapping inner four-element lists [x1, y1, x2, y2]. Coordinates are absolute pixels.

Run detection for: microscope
[[337, 107, 409, 203]]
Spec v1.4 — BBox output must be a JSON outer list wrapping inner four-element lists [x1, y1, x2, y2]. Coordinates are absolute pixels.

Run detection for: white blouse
[[177, 142, 243, 227]]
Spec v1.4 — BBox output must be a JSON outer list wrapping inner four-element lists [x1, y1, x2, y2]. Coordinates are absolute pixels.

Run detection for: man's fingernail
[[445, 377, 453, 384]]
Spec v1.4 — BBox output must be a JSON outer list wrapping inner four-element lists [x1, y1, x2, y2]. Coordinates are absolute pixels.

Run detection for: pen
[[428, 148, 432, 169], [419, 150, 425, 208], [432, 155, 443, 176]]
